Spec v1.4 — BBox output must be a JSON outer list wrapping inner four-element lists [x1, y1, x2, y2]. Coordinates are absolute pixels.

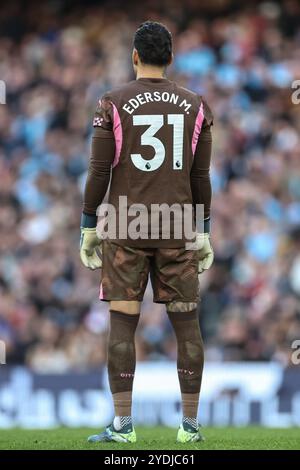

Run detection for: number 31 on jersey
[[131, 114, 184, 172]]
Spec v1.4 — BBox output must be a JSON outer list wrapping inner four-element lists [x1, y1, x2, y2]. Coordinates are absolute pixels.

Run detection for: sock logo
[[120, 372, 135, 378], [178, 368, 194, 376]]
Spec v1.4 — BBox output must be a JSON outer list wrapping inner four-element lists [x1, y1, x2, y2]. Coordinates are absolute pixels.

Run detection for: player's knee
[[110, 300, 141, 315], [108, 341, 134, 359], [166, 301, 197, 313]]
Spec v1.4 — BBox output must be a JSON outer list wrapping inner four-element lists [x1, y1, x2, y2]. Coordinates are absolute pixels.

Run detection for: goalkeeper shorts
[[99, 240, 199, 303]]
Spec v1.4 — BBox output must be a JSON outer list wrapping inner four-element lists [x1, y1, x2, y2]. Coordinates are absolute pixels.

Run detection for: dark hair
[[133, 21, 172, 66]]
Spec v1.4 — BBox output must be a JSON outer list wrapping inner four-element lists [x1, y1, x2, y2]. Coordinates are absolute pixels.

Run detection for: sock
[[113, 416, 132, 431], [181, 392, 199, 418], [167, 309, 204, 419], [112, 391, 132, 416], [108, 310, 140, 418]]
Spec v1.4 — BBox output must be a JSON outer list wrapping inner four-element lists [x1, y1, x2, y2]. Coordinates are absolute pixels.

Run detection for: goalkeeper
[[80, 21, 213, 444]]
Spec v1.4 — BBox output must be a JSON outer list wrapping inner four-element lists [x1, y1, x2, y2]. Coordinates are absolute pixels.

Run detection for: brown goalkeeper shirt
[[83, 77, 213, 248]]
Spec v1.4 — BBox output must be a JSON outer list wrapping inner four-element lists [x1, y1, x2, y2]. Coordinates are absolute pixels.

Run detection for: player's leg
[[88, 242, 150, 443], [167, 301, 204, 442], [107, 301, 140, 437], [153, 247, 204, 442]]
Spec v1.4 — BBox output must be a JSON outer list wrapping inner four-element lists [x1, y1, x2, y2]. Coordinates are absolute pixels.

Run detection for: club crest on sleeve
[[93, 116, 104, 127]]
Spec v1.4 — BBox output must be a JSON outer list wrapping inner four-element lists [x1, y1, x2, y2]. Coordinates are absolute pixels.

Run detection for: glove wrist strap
[[203, 217, 210, 234], [81, 213, 97, 228]]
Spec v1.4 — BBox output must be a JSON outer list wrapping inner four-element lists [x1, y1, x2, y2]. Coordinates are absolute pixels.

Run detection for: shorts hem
[[100, 297, 200, 304], [153, 297, 200, 304], [100, 296, 145, 302]]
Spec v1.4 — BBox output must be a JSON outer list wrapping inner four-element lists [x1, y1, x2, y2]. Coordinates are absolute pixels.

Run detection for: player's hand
[[196, 233, 214, 273], [80, 227, 102, 270]]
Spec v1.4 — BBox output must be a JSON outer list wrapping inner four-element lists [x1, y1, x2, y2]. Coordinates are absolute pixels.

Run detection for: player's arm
[[190, 100, 214, 273], [80, 97, 115, 270]]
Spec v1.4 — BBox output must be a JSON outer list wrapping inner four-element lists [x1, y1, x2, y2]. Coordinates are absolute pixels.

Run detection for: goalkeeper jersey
[[84, 77, 213, 248]]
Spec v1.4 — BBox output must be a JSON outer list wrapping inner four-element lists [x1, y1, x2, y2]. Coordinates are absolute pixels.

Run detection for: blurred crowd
[[1, 0, 300, 372]]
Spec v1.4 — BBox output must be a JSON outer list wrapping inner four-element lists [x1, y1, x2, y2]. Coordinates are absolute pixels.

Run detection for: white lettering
[[170, 93, 179, 104], [122, 103, 133, 114], [179, 98, 192, 113], [144, 92, 153, 102], [128, 98, 139, 110], [136, 93, 146, 105], [161, 91, 170, 102]]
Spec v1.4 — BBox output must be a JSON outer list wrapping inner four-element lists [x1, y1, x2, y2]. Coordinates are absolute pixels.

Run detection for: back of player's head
[[133, 21, 172, 67]]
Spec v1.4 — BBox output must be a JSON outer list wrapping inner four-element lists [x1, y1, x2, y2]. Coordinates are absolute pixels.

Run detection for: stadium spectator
[[1, 0, 300, 371]]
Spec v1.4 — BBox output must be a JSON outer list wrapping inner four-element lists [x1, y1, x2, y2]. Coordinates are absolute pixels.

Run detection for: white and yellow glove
[[80, 226, 102, 270], [196, 232, 214, 273]]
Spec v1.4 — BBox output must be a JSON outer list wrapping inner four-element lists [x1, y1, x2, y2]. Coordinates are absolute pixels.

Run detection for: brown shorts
[[100, 240, 199, 303]]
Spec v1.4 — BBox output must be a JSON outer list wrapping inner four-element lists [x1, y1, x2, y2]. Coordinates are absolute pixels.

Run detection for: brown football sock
[[167, 309, 204, 418], [108, 310, 140, 416], [181, 392, 200, 418], [112, 391, 132, 417]]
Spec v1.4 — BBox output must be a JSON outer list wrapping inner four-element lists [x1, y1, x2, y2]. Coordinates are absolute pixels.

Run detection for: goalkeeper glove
[[196, 232, 214, 273], [80, 214, 102, 270]]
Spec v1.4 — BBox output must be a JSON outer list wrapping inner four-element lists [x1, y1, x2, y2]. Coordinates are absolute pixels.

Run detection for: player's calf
[[167, 304, 204, 439], [88, 309, 140, 444], [109, 309, 139, 437]]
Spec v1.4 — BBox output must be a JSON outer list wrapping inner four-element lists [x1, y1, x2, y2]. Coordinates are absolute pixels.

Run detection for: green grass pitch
[[0, 427, 299, 450]]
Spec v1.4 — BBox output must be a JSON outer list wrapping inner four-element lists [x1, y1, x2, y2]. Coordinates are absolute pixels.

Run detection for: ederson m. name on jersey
[[122, 90, 192, 115]]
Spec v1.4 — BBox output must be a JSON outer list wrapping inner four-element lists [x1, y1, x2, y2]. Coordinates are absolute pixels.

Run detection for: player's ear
[[168, 53, 174, 66], [132, 48, 139, 66]]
